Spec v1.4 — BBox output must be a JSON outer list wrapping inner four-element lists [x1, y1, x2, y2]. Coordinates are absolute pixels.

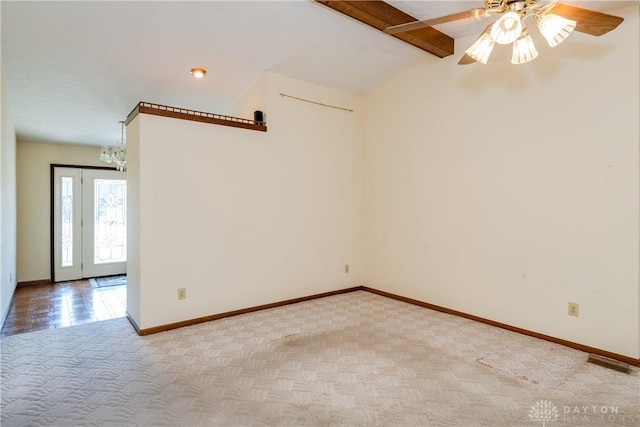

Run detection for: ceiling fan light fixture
[[484, 0, 507, 13], [511, 29, 538, 64], [465, 32, 495, 65], [490, 11, 523, 44], [537, 13, 576, 47]]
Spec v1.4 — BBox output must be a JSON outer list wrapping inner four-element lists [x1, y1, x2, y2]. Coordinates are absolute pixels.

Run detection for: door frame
[[50, 164, 120, 283]]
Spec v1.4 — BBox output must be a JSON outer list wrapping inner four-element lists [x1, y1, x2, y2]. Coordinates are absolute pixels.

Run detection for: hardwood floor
[[0, 279, 126, 338]]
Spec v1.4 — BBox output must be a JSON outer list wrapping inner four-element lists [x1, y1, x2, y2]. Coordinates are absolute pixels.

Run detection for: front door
[[53, 167, 127, 282]]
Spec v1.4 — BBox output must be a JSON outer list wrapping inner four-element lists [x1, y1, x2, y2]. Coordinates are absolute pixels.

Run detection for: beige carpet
[[1, 291, 638, 426]]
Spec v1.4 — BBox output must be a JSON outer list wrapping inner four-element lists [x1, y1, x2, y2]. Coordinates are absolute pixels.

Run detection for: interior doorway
[[51, 165, 127, 282]]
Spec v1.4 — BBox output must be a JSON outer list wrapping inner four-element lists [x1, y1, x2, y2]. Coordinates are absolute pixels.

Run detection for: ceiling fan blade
[[384, 8, 486, 35], [551, 3, 624, 36], [458, 54, 478, 65]]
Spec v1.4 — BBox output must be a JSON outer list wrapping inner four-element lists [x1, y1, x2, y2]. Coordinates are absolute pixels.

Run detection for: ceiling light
[[190, 67, 207, 78], [490, 11, 523, 44], [462, 0, 589, 65], [536, 13, 577, 47], [100, 121, 126, 172], [465, 25, 495, 65], [511, 29, 538, 64]]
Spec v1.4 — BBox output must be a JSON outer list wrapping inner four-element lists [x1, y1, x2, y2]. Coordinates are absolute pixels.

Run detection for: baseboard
[[135, 286, 365, 336], [17, 279, 51, 287], [362, 286, 640, 368], [126, 284, 638, 367], [1, 278, 42, 330], [1, 293, 15, 331], [126, 312, 142, 335]]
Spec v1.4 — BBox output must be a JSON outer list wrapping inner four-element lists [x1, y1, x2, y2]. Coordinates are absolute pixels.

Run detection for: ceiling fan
[[383, 0, 625, 65]]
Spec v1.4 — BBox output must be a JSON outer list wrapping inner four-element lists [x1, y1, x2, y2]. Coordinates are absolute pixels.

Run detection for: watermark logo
[[529, 401, 636, 425], [529, 400, 559, 427]]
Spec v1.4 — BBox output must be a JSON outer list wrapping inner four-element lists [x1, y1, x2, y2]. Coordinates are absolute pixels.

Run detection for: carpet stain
[[476, 357, 540, 384], [272, 333, 300, 342]]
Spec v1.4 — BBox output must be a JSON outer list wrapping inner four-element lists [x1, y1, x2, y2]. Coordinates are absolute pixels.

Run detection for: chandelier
[[465, 0, 576, 65], [100, 121, 126, 171]]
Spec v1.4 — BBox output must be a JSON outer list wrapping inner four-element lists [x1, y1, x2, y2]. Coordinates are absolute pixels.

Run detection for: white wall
[[363, 6, 640, 358], [16, 141, 103, 282], [126, 117, 141, 325], [129, 72, 363, 330], [1, 60, 18, 322], [228, 73, 266, 123]]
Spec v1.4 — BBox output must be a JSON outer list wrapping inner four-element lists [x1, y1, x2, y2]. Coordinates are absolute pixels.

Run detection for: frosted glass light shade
[[511, 30, 538, 64], [490, 12, 523, 44], [465, 33, 495, 64], [537, 14, 576, 47]]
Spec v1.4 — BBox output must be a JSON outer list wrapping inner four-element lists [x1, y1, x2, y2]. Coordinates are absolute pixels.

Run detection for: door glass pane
[[94, 179, 127, 264], [61, 177, 74, 267]]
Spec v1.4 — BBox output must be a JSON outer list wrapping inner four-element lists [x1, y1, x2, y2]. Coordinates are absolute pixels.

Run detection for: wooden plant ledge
[[125, 102, 267, 132]]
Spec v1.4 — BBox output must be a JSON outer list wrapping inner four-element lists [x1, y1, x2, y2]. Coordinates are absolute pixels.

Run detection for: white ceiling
[[1, 1, 634, 147]]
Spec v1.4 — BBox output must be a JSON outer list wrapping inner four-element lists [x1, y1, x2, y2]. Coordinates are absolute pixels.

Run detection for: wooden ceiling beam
[[315, 0, 455, 58]]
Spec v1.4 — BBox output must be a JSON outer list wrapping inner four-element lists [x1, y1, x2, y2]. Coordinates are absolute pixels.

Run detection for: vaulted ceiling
[[0, 1, 633, 147]]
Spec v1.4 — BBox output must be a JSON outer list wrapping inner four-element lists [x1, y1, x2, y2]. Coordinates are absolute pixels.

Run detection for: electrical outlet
[[568, 302, 579, 317], [345, 264, 350, 274], [178, 288, 186, 300]]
